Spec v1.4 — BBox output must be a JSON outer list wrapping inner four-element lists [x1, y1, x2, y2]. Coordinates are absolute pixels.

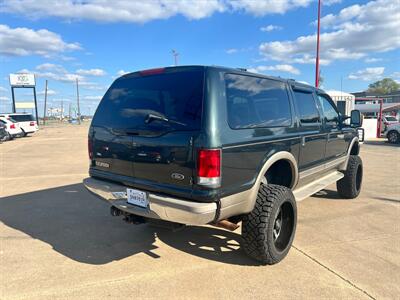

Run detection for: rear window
[[8, 114, 34, 122], [293, 91, 320, 124], [92, 69, 204, 131], [225, 74, 292, 129], [1, 118, 17, 123]]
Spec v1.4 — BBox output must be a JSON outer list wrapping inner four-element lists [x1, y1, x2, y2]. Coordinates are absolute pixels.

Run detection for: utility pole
[[172, 49, 179, 66], [69, 103, 72, 120], [315, 0, 321, 88], [76, 78, 81, 124], [33, 86, 39, 124], [43, 80, 48, 125], [61, 100, 64, 121]]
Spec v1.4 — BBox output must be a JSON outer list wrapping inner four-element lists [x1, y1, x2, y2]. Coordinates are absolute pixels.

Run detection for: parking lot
[[0, 124, 399, 299]]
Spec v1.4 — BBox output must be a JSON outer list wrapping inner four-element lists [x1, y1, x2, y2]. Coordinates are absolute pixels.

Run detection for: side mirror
[[350, 110, 362, 127]]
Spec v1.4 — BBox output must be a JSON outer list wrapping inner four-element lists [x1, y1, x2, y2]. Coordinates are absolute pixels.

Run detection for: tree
[[367, 78, 400, 95]]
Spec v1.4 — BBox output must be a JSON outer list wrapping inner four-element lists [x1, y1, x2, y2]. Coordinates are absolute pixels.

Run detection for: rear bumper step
[[83, 177, 217, 225]]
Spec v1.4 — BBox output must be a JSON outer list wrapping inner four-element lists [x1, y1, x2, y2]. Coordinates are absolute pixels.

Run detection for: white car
[[382, 115, 399, 132], [0, 117, 23, 139], [385, 123, 400, 144], [0, 113, 39, 136]]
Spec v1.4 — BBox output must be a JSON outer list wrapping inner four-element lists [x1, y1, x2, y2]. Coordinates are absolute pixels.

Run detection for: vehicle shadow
[[363, 140, 400, 147], [156, 225, 258, 266], [311, 189, 344, 200], [0, 183, 257, 266]]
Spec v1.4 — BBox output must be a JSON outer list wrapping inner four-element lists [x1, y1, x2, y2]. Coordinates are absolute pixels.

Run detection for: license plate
[[127, 188, 148, 208]]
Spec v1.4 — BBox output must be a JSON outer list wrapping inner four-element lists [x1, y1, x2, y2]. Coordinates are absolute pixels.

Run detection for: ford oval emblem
[[171, 173, 185, 181]]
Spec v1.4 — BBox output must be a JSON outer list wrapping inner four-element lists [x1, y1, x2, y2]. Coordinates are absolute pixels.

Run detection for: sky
[[0, 0, 399, 116]]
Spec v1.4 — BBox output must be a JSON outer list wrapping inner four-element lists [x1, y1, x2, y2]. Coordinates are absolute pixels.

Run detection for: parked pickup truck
[[84, 66, 363, 265]]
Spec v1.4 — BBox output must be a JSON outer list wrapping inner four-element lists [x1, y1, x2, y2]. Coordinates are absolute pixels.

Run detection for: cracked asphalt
[[0, 124, 399, 299]]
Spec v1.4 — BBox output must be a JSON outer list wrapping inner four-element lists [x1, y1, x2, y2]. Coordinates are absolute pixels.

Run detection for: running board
[[293, 171, 344, 201]]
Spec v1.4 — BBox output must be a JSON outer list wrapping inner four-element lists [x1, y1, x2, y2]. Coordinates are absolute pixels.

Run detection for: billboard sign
[[15, 102, 36, 109], [9, 73, 36, 87]]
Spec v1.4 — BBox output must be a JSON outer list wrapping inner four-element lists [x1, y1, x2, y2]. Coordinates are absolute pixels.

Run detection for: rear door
[[90, 67, 204, 194]]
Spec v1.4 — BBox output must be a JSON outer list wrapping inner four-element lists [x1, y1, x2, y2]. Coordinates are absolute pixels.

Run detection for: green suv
[[84, 66, 363, 264]]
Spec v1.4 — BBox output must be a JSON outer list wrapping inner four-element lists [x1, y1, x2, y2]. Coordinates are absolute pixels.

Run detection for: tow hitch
[[110, 206, 146, 224]]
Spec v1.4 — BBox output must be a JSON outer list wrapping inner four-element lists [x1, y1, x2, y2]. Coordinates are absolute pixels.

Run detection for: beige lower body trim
[[299, 156, 347, 180], [218, 188, 254, 220]]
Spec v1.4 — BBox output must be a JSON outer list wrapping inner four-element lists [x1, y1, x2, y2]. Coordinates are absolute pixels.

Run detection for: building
[[355, 103, 400, 119], [352, 90, 400, 104], [326, 90, 355, 116]]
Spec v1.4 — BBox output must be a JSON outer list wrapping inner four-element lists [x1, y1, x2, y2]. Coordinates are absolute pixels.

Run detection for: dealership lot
[[0, 124, 399, 299]]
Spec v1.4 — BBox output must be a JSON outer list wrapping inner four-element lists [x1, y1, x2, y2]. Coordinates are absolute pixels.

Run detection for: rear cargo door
[[90, 126, 134, 177], [90, 67, 204, 191]]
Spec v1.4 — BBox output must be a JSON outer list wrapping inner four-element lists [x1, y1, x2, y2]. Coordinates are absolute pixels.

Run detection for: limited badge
[[95, 161, 110, 168]]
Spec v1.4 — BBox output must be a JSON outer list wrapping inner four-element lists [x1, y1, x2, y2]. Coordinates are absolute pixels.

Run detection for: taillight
[[30, 121, 35, 126], [10, 124, 15, 129], [197, 149, 221, 187], [88, 138, 93, 159]]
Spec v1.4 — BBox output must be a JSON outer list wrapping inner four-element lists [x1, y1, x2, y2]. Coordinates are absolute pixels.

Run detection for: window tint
[[92, 70, 204, 131], [318, 94, 339, 125], [225, 74, 291, 129], [293, 91, 320, 124], [9, 114, 34, 122]]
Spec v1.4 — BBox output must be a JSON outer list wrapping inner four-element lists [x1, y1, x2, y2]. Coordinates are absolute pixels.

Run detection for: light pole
[[172, 49, 179, 66], [315, 0, 321, 88], [43, 80, 48, 125], [76, 78, 81, 124]]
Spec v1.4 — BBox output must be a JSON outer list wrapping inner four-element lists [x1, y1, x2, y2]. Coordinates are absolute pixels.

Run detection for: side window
[[225, 74, 292, 129], [318, 94, 339, 125], [293, 90, 320, 124]]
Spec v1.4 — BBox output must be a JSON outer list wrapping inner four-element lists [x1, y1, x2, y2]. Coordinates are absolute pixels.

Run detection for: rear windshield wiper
[[145, 113, 186, 127]]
